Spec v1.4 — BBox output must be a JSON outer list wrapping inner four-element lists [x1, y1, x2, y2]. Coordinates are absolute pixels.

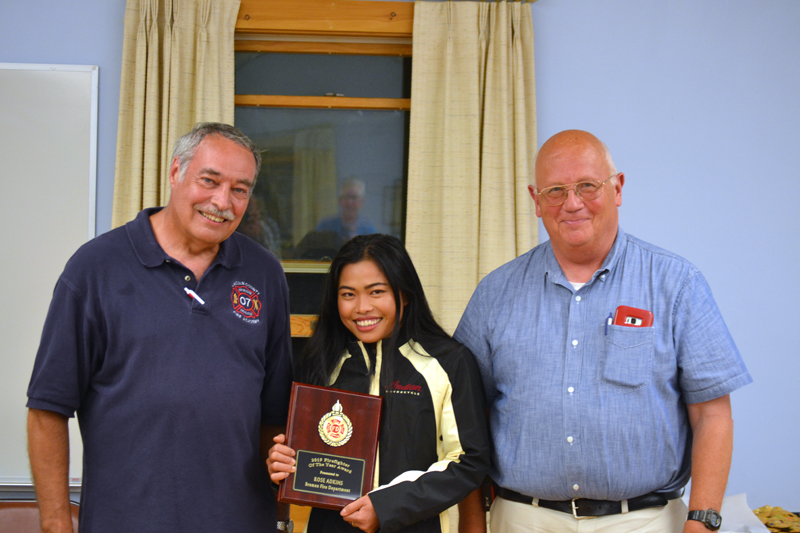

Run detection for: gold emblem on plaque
[[318, 400, 353, 447]]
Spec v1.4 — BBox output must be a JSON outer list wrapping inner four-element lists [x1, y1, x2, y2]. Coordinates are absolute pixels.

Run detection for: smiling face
[[337, 259, 403, 345], [529, 130, 623, 264], [167, 134, 256, 249]]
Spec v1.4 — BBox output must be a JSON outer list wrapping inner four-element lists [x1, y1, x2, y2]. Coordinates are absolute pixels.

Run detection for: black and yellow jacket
[[306, 335, 490, 533]]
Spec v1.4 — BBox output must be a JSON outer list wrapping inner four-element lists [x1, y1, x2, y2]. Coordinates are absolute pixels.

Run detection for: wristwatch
[[277, 519, 294, 533], [687, 509, 722, 530]]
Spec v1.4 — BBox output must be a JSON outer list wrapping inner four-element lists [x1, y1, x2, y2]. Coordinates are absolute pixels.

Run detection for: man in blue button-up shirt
[[454, 130, 751, 533]]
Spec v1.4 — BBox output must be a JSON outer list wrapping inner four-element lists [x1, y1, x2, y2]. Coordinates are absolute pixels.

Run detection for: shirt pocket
[[599, 326, 655, 392]]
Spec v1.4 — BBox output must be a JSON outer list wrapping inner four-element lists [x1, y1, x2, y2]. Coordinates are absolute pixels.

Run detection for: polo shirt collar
[[543, 226, 627, 287], [126, 207, 243, 269]]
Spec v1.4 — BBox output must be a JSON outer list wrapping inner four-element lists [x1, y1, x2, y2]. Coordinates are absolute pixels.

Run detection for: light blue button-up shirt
[[454, 228, 752, 501]]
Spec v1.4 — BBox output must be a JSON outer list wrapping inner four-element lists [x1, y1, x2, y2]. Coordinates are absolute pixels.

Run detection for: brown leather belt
[[495, 486, 683, 519]]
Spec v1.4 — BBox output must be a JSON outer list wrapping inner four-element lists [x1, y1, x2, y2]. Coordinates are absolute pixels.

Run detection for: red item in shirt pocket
[[613, 305, 654, 327]]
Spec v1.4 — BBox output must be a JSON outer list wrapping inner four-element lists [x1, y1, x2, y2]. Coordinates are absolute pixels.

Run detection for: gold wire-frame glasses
[[535, 174, 618, 206]]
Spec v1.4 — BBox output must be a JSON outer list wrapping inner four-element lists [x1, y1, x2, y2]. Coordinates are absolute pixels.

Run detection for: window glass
[[286, 273, 326, 314], [236, 52, 411, 99], [235, 106, 408, 260]]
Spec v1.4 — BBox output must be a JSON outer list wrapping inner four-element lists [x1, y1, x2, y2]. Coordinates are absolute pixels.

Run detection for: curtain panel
[[112, 0, 240, 228], [407, 0, 537, 333]]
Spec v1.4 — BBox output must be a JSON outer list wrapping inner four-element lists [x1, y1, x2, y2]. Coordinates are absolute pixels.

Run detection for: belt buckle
[[571, 499, 596, 520]]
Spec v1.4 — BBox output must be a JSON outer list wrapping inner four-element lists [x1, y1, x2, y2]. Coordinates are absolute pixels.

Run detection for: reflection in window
[[238, 195, 282, 259], [235, 52, 408, 99], [235, 107, 408, 260]]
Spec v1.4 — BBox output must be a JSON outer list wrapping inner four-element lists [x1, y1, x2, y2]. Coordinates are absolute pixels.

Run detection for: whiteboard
[[0, 64, 98, 486]]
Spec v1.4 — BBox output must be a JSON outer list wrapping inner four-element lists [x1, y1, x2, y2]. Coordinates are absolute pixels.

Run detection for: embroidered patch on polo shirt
[[231, 282, 261, 324]]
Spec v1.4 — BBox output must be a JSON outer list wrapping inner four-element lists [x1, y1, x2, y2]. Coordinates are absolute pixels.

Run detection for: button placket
[[564, 287, 585, 489]]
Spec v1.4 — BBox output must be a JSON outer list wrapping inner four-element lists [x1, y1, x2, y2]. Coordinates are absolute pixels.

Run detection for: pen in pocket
[[605, 313, 612, 335]]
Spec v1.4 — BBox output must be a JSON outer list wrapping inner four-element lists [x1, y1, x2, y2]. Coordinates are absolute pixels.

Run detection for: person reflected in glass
[[315, 178, 377, 241], [267, 234, 490, 533], [236, 195, 282, 259]]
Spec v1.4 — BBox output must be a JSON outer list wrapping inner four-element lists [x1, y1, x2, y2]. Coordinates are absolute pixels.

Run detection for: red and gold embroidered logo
[[231, 284, 261, 319]]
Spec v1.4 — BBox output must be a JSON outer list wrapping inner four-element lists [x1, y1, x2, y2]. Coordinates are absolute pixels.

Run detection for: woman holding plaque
[[267, 234, 490, 533]]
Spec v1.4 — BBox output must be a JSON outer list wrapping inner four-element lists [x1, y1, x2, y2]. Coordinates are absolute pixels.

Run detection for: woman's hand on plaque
[[341, 495, 379, 533]]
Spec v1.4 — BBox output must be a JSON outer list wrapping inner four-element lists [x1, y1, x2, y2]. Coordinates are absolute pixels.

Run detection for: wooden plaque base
[[278, 382, 382, 510]]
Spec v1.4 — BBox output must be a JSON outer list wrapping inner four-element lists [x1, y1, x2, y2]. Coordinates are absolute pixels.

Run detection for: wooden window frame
[[290, 314, 317, 337], [235, 0, 412, 111], [236, 0, 414, 38]]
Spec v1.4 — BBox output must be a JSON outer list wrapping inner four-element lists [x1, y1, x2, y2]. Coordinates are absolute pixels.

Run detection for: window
[[235, 51, 410, 261], [233, 0, 413, 335]]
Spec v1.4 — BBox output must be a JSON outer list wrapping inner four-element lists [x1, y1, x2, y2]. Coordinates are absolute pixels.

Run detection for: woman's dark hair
[[297, 234, 449, 389]]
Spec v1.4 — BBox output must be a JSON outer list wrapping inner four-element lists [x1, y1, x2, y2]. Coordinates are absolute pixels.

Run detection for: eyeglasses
[[535, 174, 618, 206]]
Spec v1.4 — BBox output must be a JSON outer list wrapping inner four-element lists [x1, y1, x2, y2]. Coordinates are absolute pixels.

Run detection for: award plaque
[[278, 382, 382, 510]]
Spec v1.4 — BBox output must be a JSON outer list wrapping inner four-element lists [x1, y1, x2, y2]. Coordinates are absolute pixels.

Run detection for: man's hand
[[340, 495, 379, 533], [265, 434, 296, 483], [684, 518, 716, 533], [27, 408, 74, 533]]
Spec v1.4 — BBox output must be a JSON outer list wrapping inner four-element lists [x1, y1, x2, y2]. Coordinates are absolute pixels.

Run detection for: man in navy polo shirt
[[455, 130, 751, 533], [27, 123, 293, 533]]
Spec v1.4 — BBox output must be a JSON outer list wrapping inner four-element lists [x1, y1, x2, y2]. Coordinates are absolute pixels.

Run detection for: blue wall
[[0, 1, 126, 234], [1, 0, 797, 511]]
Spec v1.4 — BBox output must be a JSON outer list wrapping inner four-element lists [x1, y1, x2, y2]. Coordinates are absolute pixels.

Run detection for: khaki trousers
[[489, 496, 688, 533]]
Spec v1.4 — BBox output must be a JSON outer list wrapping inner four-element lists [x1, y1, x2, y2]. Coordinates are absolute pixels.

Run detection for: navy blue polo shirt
[[28, 207, 293, 533]]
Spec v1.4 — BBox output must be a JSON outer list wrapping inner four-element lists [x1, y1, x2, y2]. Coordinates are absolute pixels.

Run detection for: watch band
[[687, 509, 722, 530]]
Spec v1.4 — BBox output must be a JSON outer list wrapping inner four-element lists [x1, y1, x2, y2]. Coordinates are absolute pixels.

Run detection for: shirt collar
[[597, 226, 627, 278], [126, 207, 242, 270], [543, 226, 627, 287]]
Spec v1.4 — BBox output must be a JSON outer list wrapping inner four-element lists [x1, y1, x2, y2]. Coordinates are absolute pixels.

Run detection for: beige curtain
[[112, 0, 241, 228], [406, 0, 537, 333]]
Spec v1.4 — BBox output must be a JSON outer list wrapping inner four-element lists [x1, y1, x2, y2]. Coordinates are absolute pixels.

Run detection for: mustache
[[194, 204, 235, 221]]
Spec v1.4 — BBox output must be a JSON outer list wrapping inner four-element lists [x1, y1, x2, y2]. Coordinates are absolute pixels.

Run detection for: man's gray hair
[[341, 177, 366, 198], [172, 122, 262, 181]]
